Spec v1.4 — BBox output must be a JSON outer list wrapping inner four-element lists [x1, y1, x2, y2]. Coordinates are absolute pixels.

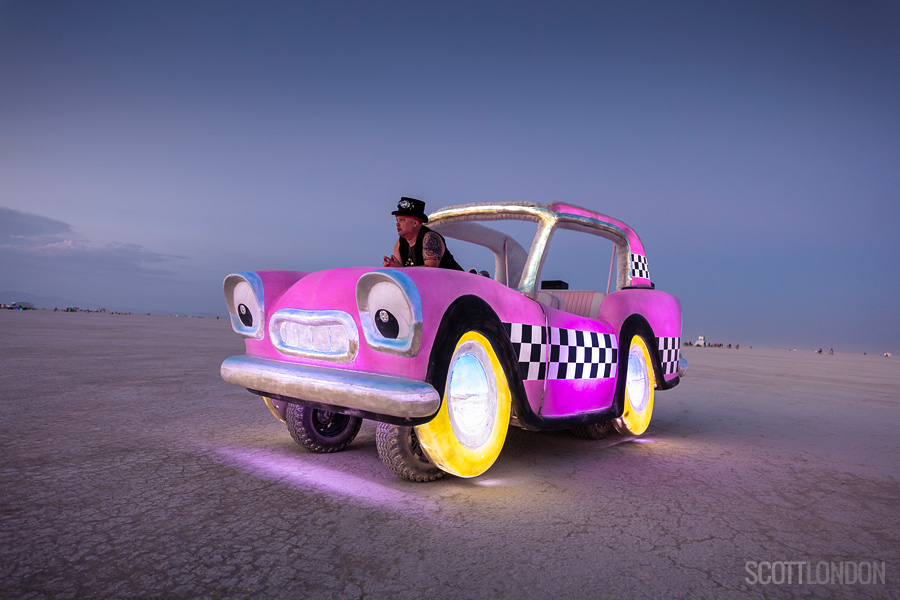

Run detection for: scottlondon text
[[745, 561, 886, 585]]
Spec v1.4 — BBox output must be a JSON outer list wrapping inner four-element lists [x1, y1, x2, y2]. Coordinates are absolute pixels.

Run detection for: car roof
[[428, 201, 651, 293]]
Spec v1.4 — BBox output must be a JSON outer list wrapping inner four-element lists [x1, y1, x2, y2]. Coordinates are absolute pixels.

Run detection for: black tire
[[286, 404, 362, 453], [571, 420, 613, 440], [375, 422, 445, 482]]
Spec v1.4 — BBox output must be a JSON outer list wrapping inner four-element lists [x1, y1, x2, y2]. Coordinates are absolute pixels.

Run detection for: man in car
[[383, 197, 464, 270]]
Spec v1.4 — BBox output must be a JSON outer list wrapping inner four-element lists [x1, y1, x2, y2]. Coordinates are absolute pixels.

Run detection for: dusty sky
[[2, 1, 898, 353]]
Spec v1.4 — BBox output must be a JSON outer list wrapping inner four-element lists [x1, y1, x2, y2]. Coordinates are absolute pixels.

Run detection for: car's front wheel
[[286, 404, 362, 453], [415, 330, 511, 477], [613, 335, 656, 435], [375, 423, 445, 482]]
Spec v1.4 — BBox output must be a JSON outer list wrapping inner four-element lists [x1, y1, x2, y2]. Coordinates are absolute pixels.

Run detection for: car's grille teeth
[[278, 322, 348, 354], [269, 310, 358, 361]]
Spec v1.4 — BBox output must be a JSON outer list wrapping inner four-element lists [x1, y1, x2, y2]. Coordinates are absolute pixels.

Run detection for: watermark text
[[745, 561, 886, 585]]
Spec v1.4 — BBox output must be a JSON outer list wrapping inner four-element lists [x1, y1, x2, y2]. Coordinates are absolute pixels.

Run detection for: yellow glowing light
[[615, 335, 655, 435], [415, 331, 511, 478], [263, 396, 287, 425]]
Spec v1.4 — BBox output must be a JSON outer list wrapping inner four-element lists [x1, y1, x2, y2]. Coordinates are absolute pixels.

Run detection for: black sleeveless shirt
[[398, 226, 463, 270]]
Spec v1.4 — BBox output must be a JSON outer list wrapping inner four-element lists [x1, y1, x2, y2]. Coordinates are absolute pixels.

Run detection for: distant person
[[383, 197, 463, 270]]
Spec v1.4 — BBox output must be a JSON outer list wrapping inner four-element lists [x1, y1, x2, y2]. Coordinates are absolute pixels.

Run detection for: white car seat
[[550, 290, 605, 319]]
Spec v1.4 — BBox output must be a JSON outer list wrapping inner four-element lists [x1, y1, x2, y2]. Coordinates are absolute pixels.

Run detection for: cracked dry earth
[[2, 310, 898, 599]]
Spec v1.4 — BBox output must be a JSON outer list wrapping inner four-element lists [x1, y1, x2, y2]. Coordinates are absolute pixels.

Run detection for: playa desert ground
[[1, 310, 898, 599]]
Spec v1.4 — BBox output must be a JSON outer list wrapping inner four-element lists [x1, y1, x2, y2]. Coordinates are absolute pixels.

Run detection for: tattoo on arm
[[422, 232, 444, 261]]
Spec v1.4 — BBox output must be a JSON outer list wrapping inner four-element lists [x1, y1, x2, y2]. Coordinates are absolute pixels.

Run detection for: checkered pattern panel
[[630, 254, 650, 280], [504, 323, 618, 381], [504, 322, 547, 380], [657, 337, 681, 375]]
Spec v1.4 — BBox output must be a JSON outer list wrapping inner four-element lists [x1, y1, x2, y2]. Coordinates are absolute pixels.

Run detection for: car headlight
[[356, 270, 423, 357], [224, 272, 265, 339]]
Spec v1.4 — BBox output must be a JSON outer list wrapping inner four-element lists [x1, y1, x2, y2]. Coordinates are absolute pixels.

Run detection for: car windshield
[[435, 217, 540, 288], [430, 204, 630, 294]]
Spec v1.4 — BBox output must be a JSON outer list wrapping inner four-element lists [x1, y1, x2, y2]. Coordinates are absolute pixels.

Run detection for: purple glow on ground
[[468, 477, 509, 487], [210, 445, 437, 509], [203, 427, 663, 499]]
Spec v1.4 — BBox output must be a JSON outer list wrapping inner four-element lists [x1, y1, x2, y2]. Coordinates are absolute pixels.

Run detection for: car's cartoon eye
[[375, 309, 399, 339], [224, 273, 264, 340], [356, 270, 422, 356], [367, 281, 412, 339]]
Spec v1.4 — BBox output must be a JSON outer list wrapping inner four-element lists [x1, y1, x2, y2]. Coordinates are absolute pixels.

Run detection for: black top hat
[[392, 197, 428, 223]]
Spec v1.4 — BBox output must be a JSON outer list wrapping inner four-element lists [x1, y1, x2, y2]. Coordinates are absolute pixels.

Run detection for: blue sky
[[2, 1, 898, 353]]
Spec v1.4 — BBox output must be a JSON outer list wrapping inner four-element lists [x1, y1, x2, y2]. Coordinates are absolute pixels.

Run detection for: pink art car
[[221, 201, 686, 481]]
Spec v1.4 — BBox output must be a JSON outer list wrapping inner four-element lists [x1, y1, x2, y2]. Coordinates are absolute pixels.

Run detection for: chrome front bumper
[[220, 355, 441, 419]]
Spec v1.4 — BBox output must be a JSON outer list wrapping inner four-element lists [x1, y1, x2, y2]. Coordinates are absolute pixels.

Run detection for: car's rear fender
[[600, 289, 682, 389]]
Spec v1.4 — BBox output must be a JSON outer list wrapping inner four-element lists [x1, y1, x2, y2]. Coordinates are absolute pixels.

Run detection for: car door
[[537, 300, 619, 418]]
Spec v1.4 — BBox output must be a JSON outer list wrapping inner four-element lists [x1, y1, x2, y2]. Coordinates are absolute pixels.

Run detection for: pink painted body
[[222, 201, 684, 432]]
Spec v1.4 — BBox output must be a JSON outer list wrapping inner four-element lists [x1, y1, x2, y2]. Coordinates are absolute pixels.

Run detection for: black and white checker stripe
[[504, 323, 618, 381], [504, 322, 547, 380], [657, 337, 680, 375], [630, 254, 650, 280]]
